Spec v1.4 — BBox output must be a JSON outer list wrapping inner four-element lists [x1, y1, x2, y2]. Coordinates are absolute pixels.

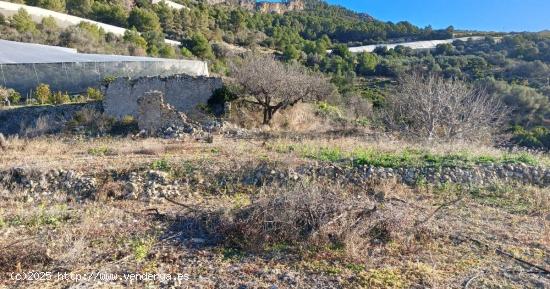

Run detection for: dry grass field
[[0, 134, 549, 288]]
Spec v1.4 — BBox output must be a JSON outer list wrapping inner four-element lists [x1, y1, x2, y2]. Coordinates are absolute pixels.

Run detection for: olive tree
[[231, 55, 336, 124], [383, 72, 508, 140]]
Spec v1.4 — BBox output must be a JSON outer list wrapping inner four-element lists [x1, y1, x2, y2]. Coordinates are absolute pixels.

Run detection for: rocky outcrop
[[256, 0, 304, 14], [206, 0, 304, 14], [206, 0, 255, 9]]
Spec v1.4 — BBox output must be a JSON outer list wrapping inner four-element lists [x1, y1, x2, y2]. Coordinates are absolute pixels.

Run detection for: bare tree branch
[[382, 72, 509, 141], [230, 54, 337, 125]]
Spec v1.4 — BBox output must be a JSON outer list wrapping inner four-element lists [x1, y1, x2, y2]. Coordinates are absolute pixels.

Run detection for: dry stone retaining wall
[[1, 162, 548, 202], [104, 74, 223, 119], [0, 101, 102, 136]]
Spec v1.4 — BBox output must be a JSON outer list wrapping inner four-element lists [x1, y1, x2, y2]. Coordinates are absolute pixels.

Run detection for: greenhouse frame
[[0, 39, 210, 96]]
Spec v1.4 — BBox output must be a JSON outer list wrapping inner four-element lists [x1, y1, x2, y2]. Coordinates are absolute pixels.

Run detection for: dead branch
[[455, 234, 550, 276]]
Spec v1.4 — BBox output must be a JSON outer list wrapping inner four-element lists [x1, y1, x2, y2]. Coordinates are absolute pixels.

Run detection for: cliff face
[[256, 0, 304, 14], [206, 0, 304, 14]]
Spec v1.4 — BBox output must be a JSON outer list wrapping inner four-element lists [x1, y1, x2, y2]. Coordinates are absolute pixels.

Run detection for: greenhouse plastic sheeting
[[0, 40, 210, 95], [327, 36, 486, 54]]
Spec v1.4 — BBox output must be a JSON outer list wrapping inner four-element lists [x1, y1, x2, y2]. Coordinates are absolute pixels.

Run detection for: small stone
[[190, 238, 205, 244], [66, 170, 76, 179], [124, 182, 139, 199]]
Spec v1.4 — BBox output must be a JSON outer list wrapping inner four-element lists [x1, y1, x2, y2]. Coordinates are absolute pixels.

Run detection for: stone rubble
[[137, 91, 199, 136], [135, 91, 244, 140]]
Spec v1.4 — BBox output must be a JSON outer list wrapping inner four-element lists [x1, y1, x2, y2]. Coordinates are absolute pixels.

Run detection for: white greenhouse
[[0, 39, 209, 95]]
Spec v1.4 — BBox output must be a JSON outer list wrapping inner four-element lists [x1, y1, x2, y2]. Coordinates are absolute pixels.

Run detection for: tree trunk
[[262, 108, 269, 124], [262, 107, 275, 125]]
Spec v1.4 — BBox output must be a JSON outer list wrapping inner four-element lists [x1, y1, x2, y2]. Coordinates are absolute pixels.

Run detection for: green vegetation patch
[[150, 158, 171, 172], [467, 184, 548, 215], [3, 204, 75, 229], [88, 146, 114, 156], [274, 144, 542, 168], [511, 126, 550, 150]]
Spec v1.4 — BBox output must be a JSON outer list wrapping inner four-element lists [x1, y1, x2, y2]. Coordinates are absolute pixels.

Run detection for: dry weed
[[0, 241, 52, 272], [202, 182, 428, 257], [0, 133, 7, 151], [270, 103, 327, 132], [22, 115, 59, 137]]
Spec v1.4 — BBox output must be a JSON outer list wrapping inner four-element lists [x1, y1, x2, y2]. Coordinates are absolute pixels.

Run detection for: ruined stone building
[[103, 74, 223, 120]]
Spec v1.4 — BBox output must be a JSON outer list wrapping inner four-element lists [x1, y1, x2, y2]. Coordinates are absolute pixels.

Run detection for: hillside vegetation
[[1, 0, 549, 148]]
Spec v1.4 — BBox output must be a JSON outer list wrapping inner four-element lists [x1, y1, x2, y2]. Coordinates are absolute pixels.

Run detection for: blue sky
[[315, 0, 550, 32]]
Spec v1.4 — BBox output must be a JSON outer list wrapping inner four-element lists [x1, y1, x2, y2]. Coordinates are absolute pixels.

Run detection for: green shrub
[[8, 90, 21, 105], [131, 237, 154, 262], [128, 7, 161, 33], [185, 32, 214, 59], [317, 101, 343, 119], [0, 86, 21, 105], [150, 158, 171, 172], [180, 47, 193, 58], [86, 87, 103, 100], [102, 76, 117, 87], [121, 115, 135, 125], [11, 8, 37, 34], [77, 22, 105, 40], [159, 45, 176, 58], [37, 0, 66, 12], [511, 126, 550, 150], [207, 86, 238, 115], [34, 83, 52, 104], [49, 91, 70, 104], [123, 28, 147, 49]]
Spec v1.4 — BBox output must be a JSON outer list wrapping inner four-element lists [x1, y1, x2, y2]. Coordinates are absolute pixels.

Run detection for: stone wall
[[103, 74, 223, 119], [0, 101, 102, 136], [1, 161, 548, 202]]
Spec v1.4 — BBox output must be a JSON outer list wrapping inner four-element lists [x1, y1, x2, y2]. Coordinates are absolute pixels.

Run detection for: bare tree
[[383, 72, 508, 140], [231, 54, 336, 124]]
